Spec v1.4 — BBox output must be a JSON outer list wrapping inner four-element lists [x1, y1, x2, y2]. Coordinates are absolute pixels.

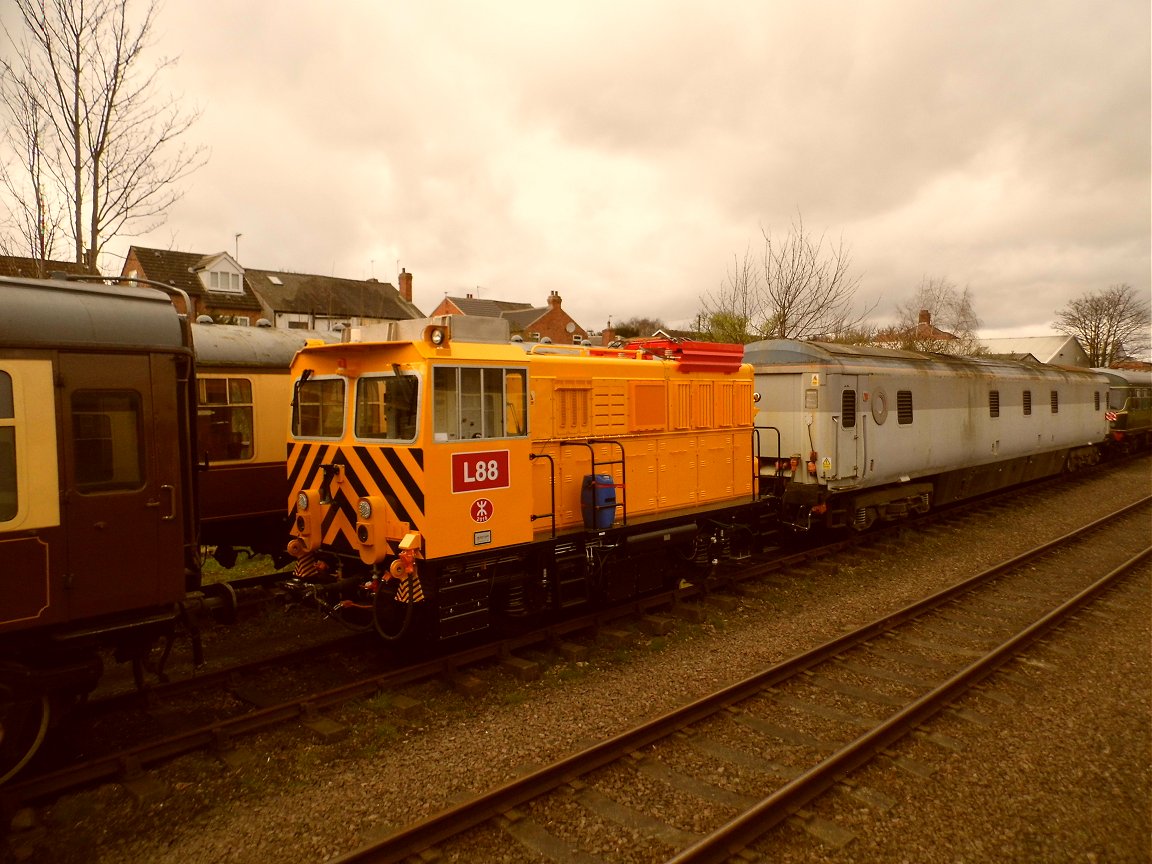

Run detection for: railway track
[[0, 467, 1137, 812], [327, 495, 1151, 864]]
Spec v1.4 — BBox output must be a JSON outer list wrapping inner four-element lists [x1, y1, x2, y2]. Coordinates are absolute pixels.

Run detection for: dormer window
[[207, 270, 243, 294]]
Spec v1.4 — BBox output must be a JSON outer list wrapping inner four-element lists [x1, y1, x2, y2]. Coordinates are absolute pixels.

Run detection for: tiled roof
[[0, 256, 98, 278], [979, 336, 1084, 365], [127, 246, 260, 311], [501, 307, 547, 328], [446, 296, 533, 318], [247, 269, 423, 319]]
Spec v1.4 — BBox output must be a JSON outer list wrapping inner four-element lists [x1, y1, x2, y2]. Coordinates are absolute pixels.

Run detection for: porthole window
[[871, 388, 889, 425]]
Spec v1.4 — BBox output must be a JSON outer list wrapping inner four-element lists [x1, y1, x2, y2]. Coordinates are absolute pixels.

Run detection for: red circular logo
[[470, 498, 493, 523]]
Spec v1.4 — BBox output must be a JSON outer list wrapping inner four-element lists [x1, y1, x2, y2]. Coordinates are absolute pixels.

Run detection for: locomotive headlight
[[297, 492, 309, 512], [358, 498, 372, 520]]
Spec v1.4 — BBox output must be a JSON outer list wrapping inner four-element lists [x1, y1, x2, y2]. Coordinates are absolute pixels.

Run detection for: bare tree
[[698, 214, 872, 343], [1053, 284, 1151, 367], [883, 277, 983, 355], [0, 66, 65, 269], [0, 0, 206, 268]]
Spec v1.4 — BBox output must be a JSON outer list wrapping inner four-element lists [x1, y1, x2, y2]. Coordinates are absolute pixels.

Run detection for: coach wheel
[[0, 695, 51, 785]]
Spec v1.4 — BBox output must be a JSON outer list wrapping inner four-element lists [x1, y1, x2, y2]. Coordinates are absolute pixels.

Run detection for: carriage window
[[72, 391, 144, 491], [433, 366, 528, 440], [1023, 390, 1032, 416], [841, 390, 856, 428], [197, 377, 254, 461], [897, 390, 914, 425], [989, 390, 1000, 418], [292, 378, 345, 438], [0, 372, 15, 520], [355, 374, 419, 442]]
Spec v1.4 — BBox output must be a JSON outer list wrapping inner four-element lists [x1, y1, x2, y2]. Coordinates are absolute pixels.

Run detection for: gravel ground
[[9, 459, 1151, 863]]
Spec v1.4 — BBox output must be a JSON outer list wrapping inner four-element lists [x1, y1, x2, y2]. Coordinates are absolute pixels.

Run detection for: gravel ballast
[[10, 460, 1151, 863]]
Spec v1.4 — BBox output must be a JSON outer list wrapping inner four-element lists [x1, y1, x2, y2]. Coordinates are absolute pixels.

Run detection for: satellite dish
[[565, 322, 576, 333]]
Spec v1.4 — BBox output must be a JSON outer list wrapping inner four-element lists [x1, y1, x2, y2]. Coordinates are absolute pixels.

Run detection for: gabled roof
[[979, 336, 1086, 365], [126, 246, 260, 311], [247, 268, 422, 319], [501, 306, 548, 329], [0, 256, 98, 279], [445, 296, 533, 318]]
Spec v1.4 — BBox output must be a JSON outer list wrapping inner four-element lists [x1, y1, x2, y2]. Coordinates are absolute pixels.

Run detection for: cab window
[[355, 374, 419, 442], [433, 366, 528, 440], [72, 390, 145, 491], [0, 372, 15, 520], [197, 376, 254, 460], [292, 377, 345, 438]]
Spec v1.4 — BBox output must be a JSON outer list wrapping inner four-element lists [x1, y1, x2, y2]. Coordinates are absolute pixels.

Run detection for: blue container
[[581, 474, 617, 529]]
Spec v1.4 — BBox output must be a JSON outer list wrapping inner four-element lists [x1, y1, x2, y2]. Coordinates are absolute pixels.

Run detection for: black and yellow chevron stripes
[[288, 442, 425, 555]]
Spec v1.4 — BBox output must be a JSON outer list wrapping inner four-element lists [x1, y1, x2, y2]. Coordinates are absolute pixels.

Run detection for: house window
[[897, 390, 913, 425], [205, 270, 243, 294]]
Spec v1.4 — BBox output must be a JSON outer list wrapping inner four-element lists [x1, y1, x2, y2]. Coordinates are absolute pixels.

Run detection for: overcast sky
[[86, 1, 1151, 336]]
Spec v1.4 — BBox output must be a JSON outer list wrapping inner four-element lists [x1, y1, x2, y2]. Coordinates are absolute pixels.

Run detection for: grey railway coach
[[747, 340, 1109, 530]]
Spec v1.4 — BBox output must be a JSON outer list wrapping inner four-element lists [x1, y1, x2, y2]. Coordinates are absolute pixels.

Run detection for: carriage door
[[835, 376, 861, 480], [59, 352, 185, 620]]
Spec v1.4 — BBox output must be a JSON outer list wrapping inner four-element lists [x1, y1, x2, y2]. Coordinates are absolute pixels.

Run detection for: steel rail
[[668, 544, 1152, 863], [328, 497, 1150, 863]]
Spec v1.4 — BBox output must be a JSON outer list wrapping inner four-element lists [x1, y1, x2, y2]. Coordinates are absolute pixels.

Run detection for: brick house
[[121, 246, 422, 330], [430, 290, 589, 344]]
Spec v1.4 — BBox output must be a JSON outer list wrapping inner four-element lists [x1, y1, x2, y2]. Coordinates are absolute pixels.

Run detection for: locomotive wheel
[[0, 695, 50, 785]]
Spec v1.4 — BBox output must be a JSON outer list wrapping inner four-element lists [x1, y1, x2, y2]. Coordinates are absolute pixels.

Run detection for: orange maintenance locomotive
[[286, 317, 759, 641]]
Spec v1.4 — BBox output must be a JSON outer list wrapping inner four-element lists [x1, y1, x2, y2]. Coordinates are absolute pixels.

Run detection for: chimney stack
[[399, 268, 413, 303], [918, 309, 931, 325], [547, 290, 561, 309]]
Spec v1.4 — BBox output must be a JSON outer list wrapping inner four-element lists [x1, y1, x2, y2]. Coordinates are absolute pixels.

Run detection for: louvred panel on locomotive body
[[286, 329, 756, 569]]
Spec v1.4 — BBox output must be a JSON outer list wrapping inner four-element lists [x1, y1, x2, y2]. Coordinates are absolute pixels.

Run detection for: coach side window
[[71, 391, 145, 491], [433, 366, 528, 440], [197, 377, 254, 461], [0, 372, 15, 520], [292, 377, 345, 438]]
